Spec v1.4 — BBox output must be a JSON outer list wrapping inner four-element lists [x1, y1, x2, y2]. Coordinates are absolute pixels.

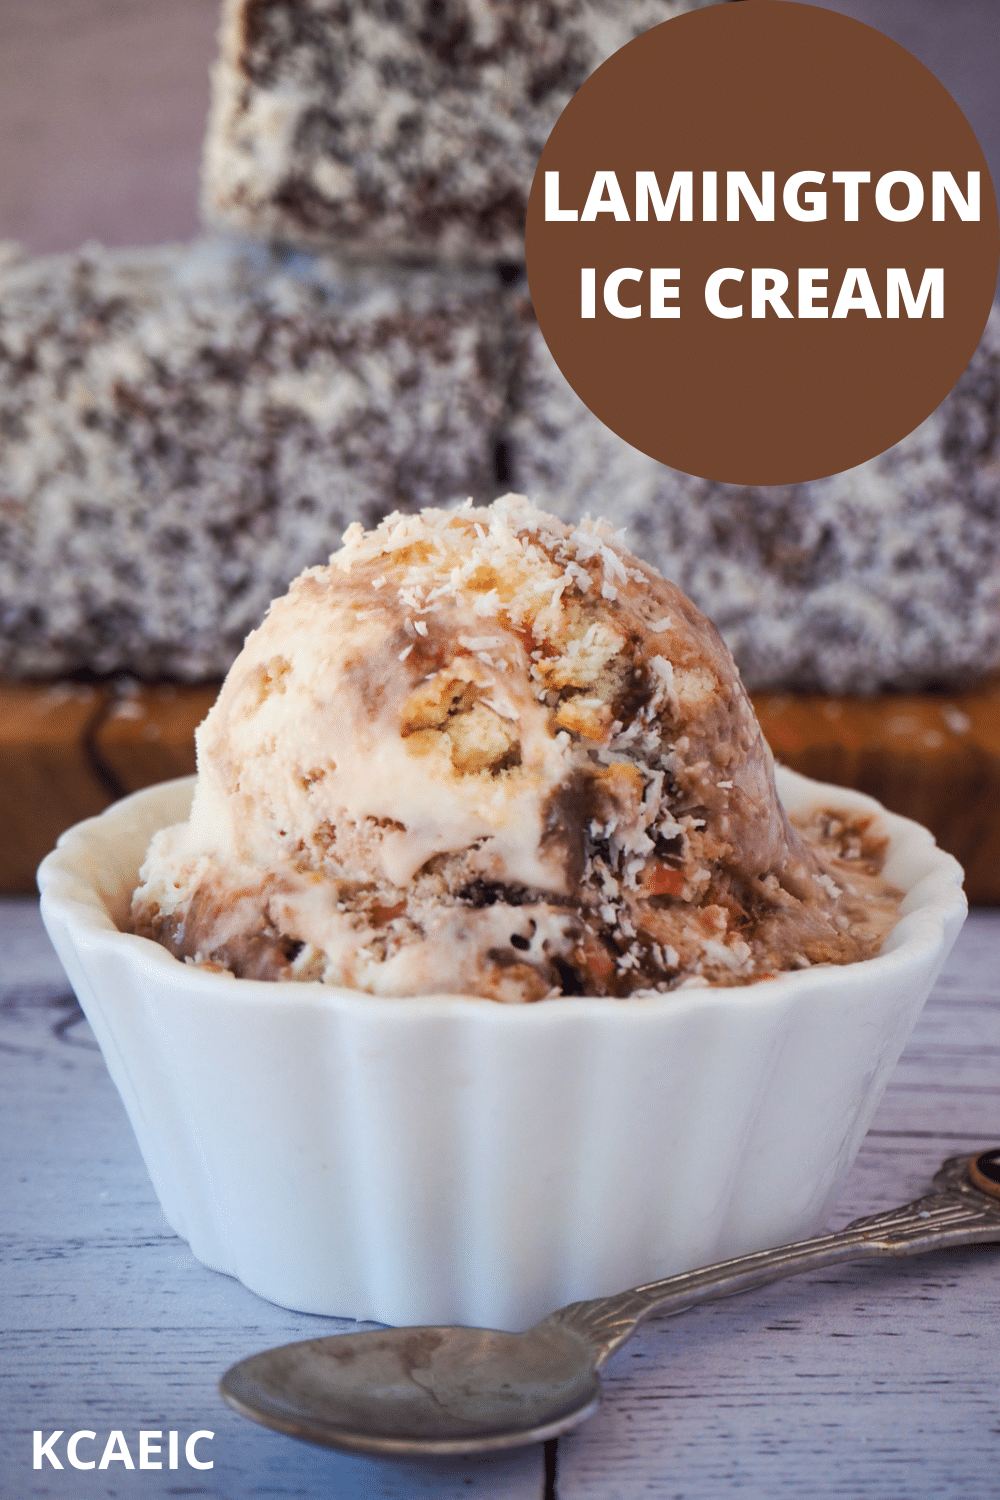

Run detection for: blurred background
[[1, 0, 998, 902], [0, 0, 996, 269]]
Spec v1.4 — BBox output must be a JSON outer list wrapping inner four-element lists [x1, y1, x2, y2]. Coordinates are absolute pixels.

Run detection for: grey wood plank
[[555, 911, 1000, 1500], [1, 901, 544, 1499], [2, 901, 998, 1499], [555, 1248, 1000, 1500]]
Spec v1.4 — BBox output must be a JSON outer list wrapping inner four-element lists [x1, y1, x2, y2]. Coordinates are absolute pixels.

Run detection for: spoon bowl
[[221, 1150, 1000, 1457], [222, 1324, 601, 1456]]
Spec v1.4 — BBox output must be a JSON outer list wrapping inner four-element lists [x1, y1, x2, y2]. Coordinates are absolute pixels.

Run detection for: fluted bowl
[[38, 768, 965, 1330]]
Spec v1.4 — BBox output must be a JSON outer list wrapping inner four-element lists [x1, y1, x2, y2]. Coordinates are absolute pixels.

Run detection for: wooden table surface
[[4, 7, 999, 1489], [2, 897, 998, 1499]]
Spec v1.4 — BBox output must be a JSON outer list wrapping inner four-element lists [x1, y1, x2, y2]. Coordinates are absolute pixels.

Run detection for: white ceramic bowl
[[38, 767, 965, 1331]]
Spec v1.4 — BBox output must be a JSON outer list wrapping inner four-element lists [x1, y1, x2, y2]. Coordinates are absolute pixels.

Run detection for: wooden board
[[754, 677, 1000, 905], [2, 678, 1000, 901], [0, 682, 112, 894], [95, 684, 219, 792]]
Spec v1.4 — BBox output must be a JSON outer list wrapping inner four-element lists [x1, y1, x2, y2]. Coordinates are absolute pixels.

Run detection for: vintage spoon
[[220, 1149, 1000, 1458]]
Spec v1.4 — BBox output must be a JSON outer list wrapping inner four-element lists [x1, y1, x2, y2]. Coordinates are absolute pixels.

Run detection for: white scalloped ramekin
[[38, 768, 965, 1331]]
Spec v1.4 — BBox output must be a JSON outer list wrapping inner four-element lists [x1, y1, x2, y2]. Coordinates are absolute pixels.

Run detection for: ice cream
[[132, 495, 901, 1000]]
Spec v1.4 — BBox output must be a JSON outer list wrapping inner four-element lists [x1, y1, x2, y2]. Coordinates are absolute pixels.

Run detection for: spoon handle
[[546, 1152, 1000, 1365]]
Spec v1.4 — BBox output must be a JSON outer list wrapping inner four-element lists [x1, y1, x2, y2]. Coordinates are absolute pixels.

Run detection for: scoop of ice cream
[[132, 494, 899, 999]]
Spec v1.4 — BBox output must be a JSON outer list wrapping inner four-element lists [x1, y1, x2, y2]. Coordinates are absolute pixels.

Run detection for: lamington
[[201, 0, 722, 266], [507, 300, 1000, 695], [0, 237, 505, 682]]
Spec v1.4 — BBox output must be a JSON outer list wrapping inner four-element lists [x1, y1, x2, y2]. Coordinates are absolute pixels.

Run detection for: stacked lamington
[[0, 0, 718, 684], [202, 0, 721, 264], [1, 0, 999, 697], [508, 300, 1000, 694], [0, 242, 504, 679]]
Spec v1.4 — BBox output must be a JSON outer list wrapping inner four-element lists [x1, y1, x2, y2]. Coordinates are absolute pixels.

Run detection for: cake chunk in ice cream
[[132, 495, 900, 999]]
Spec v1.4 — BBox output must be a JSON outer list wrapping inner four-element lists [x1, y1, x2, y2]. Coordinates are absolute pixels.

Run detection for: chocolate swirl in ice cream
[[132, 495, 900, 1000]]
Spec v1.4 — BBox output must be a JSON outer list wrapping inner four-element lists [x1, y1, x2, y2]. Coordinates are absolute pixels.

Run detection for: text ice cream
[[132, 495, 900, 999]]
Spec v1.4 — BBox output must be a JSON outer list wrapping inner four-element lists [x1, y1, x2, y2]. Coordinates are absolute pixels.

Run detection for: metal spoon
[[220, 1149, 1000, 1458]]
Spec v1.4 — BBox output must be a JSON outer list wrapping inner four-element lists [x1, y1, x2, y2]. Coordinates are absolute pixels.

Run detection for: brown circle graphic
[[525, 1, 999, 485]]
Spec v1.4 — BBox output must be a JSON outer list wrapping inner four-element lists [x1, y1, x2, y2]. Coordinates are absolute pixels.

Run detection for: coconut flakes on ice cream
[[132, 494, 900, 1000]]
